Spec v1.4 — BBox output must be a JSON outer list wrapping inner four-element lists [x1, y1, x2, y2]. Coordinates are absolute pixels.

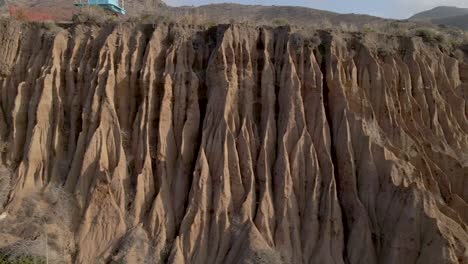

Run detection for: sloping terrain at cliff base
[[0, 19, 467, 263]]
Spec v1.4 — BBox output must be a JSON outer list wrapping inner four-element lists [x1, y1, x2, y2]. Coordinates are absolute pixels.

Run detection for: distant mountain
[[410, 6, 468, 30], [433, 14, 468, 30], [410, 6, 468, 21]]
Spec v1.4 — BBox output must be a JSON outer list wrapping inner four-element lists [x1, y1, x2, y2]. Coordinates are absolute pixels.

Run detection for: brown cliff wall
[[0, 20, 467, 263]]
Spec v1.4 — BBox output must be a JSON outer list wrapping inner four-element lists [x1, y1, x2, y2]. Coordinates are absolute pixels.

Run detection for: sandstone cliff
[[0, 19, 467, 264]]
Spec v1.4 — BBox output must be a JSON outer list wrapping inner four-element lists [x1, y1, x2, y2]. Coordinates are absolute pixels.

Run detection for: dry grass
[[244, 249, 285, 264], [0, 185, 77, 264], [0, 167, 11, 211]]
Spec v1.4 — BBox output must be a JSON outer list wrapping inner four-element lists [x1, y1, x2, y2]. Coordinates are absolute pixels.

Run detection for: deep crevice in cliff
[[318, 42, 350, 263], [252, 29, 266, 219]]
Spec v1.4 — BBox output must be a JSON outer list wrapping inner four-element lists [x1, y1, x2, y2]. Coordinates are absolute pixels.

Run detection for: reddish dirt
[[6, 1, 77, 21]]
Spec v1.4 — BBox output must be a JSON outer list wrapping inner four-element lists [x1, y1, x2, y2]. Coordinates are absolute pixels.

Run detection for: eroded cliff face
[[0, 19, 467, 264]]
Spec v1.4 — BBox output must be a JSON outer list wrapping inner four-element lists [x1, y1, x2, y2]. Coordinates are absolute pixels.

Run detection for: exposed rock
[[0, 20, 467, 264]]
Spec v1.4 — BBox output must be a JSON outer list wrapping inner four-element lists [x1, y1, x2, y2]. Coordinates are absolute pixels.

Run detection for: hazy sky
[[164, 0, 468, 19]]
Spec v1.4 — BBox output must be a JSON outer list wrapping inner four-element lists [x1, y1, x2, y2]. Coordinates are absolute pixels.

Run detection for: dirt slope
[[0, 20, 467, 264]]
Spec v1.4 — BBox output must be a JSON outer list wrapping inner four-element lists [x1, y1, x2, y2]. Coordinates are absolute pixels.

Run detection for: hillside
[[410, 6, 468, 30], [0, 0, 166, 19], [410, 6, 468, 20], [0, 19, 467, 263], [0, 0, 387, 27], [433, 13, 468, 30], [167, 3, 386, 27]]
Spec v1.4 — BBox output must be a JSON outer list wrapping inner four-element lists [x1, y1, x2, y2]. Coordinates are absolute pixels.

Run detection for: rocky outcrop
[[0, 19, 467, 264]]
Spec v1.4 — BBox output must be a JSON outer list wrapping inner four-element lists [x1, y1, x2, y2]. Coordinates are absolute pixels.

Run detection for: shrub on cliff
[[414, 28, 446, 43], [273, 18, 289, 26], [127, 11, 173, 24], [244, 249, 285, 264], [41, 21, 62, 36], [0, 167, 11, 211], [0, 253, 46, 264], [72, 7, 116, 24]]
